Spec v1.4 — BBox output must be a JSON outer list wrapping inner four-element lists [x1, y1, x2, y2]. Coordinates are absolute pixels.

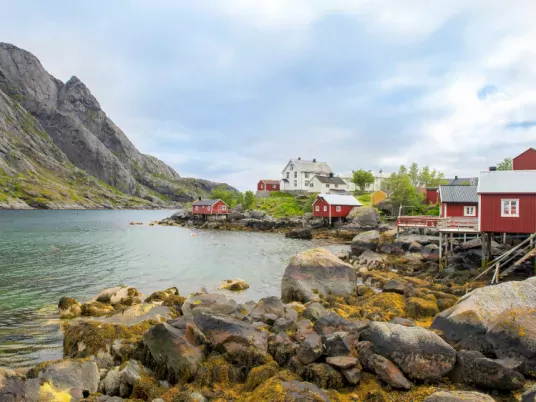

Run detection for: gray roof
[[317, 194, 362, 206], [283, 159, 333, 174], [192, 199, 221, 206], [446, 177, 478, 186], [478, 170, 536, 194], [313, 175, 346, 185], [439, 185, 478, 203]]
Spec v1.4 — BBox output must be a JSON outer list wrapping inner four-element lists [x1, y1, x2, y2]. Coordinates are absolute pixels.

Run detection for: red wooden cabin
[[257, 180, 280, 192], [312, 194, 362, 219], [192, 199, 229, 215], [513, 148, 536, 170], [438, 185, 478, 218], [425, 188, 439, 204], [478, 170, 536, 234]]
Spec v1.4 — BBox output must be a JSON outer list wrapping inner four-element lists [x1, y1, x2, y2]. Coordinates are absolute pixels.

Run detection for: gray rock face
[[431, 277, 536, 353], [99, 360, 147, 398], [285, 226, 313, 239], [276, 380, 330, 401], [424, 391, 495, 402], [303, 302, 329, 322], [361, 322, 456, 382], [350, 230, 380, 256], [348, 206, 380, 227], [297, 334, 324, 365], [249, 296, 298, 323], [0, 42, 232, 205], [0, 368, 28, 401], [281, 248, 358, 303], [357, 341, 411, 390]]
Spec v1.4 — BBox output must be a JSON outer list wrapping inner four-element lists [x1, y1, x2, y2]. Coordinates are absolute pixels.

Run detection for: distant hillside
[[0, 43, 233, 209]]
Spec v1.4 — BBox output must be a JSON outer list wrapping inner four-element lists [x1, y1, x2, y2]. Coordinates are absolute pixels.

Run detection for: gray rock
[[250, 210, 266, 219], [314, 313, 369, 336], [249, 296, 298, 322], [348, 206, 380, 228], [450, 350, 525, 391], [408, 241, 423, 252], [285, 226, 313, 239], [342, 367, 361, 385], [357, 342, 411, 390], [0, 368, 28, 402], [99, 360, 147, 398], [351, 230, 380, 256], [281, 248, 358, 303], [395, 234, 439, 250], [302, 363, 345, 389], [354, 249, 385, 267], [275, 380, 330, 401], [431, 277, 536, 354], [181, 293, 238, 318], [268, 333, 299, 367], [421, 243, 440, 261], [297, 334, 324, 364], [322, 332, 352, 357], [272, 318, 297, 333], [302, 302, 330, 322], [361, 322, 456, 382], [389, 317, 416, 327], [523, 385, 536, 402], [382, 279, 407, 295], [424, 391, 495, 402], [326, 356, 358, 369]]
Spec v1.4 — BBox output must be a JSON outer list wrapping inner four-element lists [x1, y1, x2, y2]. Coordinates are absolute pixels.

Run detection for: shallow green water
[[0, 210, 342, 368]]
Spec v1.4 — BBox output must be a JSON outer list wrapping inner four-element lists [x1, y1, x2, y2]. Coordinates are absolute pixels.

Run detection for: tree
[[351, 169, 375, 193], [244, 191, 255, 209], [496, 157, 512, 171], [408, 163, 419, 187], [210, 186, 239, 208], [382, 173, 424, 212]]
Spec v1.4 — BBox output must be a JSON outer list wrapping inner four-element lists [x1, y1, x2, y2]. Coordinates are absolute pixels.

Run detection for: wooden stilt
[[439, 232, 443, 270]]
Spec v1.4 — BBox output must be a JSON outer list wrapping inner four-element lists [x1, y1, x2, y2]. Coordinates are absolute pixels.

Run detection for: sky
[[1, 1, 536, 190]]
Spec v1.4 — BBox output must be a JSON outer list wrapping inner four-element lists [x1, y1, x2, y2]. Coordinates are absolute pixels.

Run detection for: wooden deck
[[396, 216, 479, 233]]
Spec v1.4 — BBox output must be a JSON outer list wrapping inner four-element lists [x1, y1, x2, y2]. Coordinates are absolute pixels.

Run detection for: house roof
[[329, 189, 351, 195], [439, 185, 478, 203], [514, 147, 536, 160], [260, 180, 280, 185], [283, 159, 333, 174], [446, 177, 478, 186], [192, 199, 221, 206], [478, 170, 536, 194], [313, 175, 347, 185], [316, 194, 362, 206]]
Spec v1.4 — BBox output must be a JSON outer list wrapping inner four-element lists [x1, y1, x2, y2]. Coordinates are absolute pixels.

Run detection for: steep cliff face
[[0, 43, 232, 207]]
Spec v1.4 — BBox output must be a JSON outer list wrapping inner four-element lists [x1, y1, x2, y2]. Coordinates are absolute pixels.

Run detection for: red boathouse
[[478, 170, 536, 234], [257, 180, 280, 192], [192, 199, 229, 215], [438, 185, 478, 218], [513, 148, 536, 170], [312, 194, 362, 221]]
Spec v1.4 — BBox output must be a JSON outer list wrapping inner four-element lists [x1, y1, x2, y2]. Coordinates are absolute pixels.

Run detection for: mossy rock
[[356, 285, 375, 297], [195, 355, 243, 387], [244, 361, 280, 391], [58, 297, 82, 319], [162, 295, 186, 317], [303, 363, 345, 390], [437, 298, 457, 311], [406, 297, 439, 319], [145, 287, 179, 303], [219, 279, 250, 292], [360, 293, 406, 321], [244, 371, 313, 402], [131, 373, 164, 400], [81, 301, 115, 317]]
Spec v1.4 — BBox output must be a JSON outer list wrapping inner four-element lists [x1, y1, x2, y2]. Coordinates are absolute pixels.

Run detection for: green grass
[[357, 193, 372, 206], [251, 192, 317, 218]]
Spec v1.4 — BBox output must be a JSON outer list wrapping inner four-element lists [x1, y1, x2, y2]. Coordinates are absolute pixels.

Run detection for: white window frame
[[195, 206, 198, 210], [294, 172, 297, 178], [323, 206, 328, 212], [325, 184, 330, 188], [260, 184, 264, 189], [221, 205, 227, 211], [501, 199, 519, 217], [305, 181, 309, 186], [463, 206, 476, 217], [286, 172, 289, 179], [294, 180, 297, 186], [290, 164, 293, 170], [336, 206, 341, 212], [310, 183, 314, 188], [272, 184, 276, 189], [315, 205, 320, 212], [334, 184, 338, 189], [207, 206, 211, 211], [304, 173, 309, 178]]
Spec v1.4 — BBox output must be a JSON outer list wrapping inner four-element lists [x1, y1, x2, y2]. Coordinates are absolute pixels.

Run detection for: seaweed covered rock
[[523, 385, 536, 402], [144, 287, 179, 303], [194, 354, 242, 387], [246, 376, 329, 402], [58, 297, 82, 319], [81, 301, 115, 317], [361, 322, 456, 382], [303, 302, 330, 322], [285, 226, 313, 240], [95, 286, 142, 307], [297, 333, 324, 365], [406, 297, 439, 319], [249, 296, 298, 322], [219, 278, 250, 292], [268, 332, 300, 367], [357, 341, 411, 390], [141, 321, 204, 384], [181, 293, 239, 318], [313, 312, 368, 336], [424, 391, 495, 401], [359, 292, 406, 321], [281, 248, 358, 303], [0, 368, 30, 401], [244, 361, 280, 391], [351, 230, 380, 256], [302, 363, 345, 389], [431, 277, 536, 353], [99, 360, 148, 397]]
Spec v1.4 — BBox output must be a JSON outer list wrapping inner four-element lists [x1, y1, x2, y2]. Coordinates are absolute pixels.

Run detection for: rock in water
[[424, 391, 496, 402], [285, 226, 313, 240], [360, 322, 456, 382], [58, 297, 82, 318], [95, 286, 142, 306], [431, 277, 536, 353], [219, 279, 250, 292], [281, 248, 358, 303], [350, 230, 380, 256]]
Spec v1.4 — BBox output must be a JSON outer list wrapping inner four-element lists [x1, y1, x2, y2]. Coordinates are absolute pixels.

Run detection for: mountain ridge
[[0, 42, 232, 209]]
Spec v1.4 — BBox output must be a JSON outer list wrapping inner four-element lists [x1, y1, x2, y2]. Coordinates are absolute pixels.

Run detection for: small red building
[[513, 148, 536, 170], [257, 180, 280, 192], [438, 185, 478, 218], [425, 188, 439, 204], [192, 199, 229, 215], [478, 170, 536, 234], [312, 194, 362, 219]]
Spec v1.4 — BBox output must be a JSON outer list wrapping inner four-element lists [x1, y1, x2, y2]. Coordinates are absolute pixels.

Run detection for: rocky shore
[[2, 245, 536, 401]]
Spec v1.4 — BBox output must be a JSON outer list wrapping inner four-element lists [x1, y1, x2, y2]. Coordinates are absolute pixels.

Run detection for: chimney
[[455, 175, 458, 180], [329, 173, 334, 178], [313, 158, 316, 163], [298, 157, 301, 160], [489, 166, 497, 171], [198, 196, 202, 201]]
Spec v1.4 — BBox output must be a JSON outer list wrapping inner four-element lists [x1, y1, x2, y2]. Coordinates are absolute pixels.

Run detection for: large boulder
[[486, 308, 536, 377], [250, 210, 266, 219], [354, 249, 385, 268], [394, 234, 439, 250], [181, 293, 239, 318], [350, 230, 380, 256], [361, 322, 456, 382], [348, 206, 380, 228], [95, 286, 142, 306], [99, 360, 147, 397], [285, 226, 313, 240], [357, 341, 411, 390], [281, 248, 358, 303], [141, 321, 204, 384], [297, 334, 324, 365], [449, 350, 525, 391], [58, 297, 82, 319], [424, 391, 495, 402], [249, 296, 298, 322], [0, 368, 29, 401], [431, 277, 536, 353]]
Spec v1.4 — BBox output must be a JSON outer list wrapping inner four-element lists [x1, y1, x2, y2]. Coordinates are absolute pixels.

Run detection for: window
[[326, 184, 330, 188], [221, 205, 227, 210], [305, 181, 309, 186], [501, 199, 519, 217], [195, 206, 198, 210], [310, 183, 314, 187], [207, 206, 211, 211], [286, 172, 289, 179], [290, 164, 293, 170], [315, 205, 320, 211], [294, 180, 297, 186], [294, 172, 297, 178], [323, 206, 328, 212], [336, 206, 341, 212], [464, 206, 476, 217], [272, 184, 276, 189], [261, 184, 264, 189], [305, 173, 309, 178], [335, 184, 338, 189]]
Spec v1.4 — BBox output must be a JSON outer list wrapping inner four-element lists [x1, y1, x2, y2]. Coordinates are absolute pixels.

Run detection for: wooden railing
[[396, 216, 439, 228], [437, 217, 479, 231]]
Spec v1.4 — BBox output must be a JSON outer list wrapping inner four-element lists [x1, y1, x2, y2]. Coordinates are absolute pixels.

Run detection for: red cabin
[[425, 188, 439, 204], [257, 180, 280, 192], [312, 194, 362, 219], [478, 170, 536, 234], [438, 185, 478, 218], [192, 199, 229, 215], [513, 148, 536, 170]]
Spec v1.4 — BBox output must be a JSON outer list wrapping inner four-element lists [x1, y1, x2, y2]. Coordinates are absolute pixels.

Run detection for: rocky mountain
[[0, 42, 232, 209]]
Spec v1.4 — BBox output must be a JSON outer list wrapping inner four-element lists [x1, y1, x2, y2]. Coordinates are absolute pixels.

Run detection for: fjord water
[[0, 210, 339, 369]]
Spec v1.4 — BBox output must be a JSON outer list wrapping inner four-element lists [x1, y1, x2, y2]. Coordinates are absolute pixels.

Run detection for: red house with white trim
[[192, 199, 229, 215], [312, 194, 362, 220], [438, 185, 478, 218], [513, 148, 536, 170], [257, 180, 280, 192], [478, 170, 536, 234]]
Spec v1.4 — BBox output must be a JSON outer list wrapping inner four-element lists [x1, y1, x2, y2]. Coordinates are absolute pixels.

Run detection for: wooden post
[[503, 233, 507, 244], [481, 232, 488, 268], [487, 234, 492, 265], [439, 232, 443, 270], [450, 233, 454, 256]]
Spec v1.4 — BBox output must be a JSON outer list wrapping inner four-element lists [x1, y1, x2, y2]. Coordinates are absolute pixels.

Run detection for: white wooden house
[[280, 158, 333, 193]]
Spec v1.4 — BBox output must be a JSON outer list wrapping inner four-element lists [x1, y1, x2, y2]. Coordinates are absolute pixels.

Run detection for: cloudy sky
[[1, 1, 536, 189]]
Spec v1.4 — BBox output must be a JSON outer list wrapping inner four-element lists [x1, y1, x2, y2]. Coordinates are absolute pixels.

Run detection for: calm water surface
[[0, 210, 344, 368]]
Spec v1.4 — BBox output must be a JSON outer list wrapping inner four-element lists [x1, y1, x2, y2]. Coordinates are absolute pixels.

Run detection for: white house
[[341, 170, 390, 193], [280, 158, 333, 193], [309, 174, 349, 194]]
